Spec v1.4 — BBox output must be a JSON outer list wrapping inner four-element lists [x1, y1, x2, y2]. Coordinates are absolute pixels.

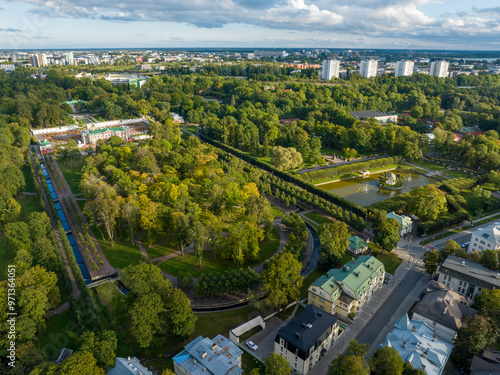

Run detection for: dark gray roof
[[439, 255, 500, 289], [350, 110, 393, 119], [471, 352, 500, 375], [412, 283, 477, 331], [276, 305, 337, 352]]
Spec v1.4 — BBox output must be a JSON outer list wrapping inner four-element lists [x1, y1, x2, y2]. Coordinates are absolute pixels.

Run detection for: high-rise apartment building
[[360, 59, 378, 78], [395, 60, 414, 77], [29, 53, 48, 67], [430, 60, 449, 77], [65, 52, 74, 66], [321, 59, 340, 80]]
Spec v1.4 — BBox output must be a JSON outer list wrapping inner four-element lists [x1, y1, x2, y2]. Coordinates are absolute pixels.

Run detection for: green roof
[[39, 140, 51, 146], [349, 235, 368, 250], [387, 212, 412, 227], [311, 275, 340, 298], [327, 255, 384, 300], [83, 126, 129, 135]]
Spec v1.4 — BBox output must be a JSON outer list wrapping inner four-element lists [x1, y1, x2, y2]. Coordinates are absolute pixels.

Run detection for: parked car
[[246, 340, 258, 351], [461, 241, 470, 248]]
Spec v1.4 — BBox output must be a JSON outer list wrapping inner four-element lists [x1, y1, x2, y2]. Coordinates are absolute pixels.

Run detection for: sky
[[1, 0, 500, 50]]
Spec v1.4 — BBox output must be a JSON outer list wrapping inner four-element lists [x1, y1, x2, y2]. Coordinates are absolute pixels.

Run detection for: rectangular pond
[[318, 170, 437, 207]]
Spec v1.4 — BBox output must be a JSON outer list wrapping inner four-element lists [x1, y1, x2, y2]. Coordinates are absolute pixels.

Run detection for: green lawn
[[369, 245, 403, 274], [443, 170, 471, 179], [270, 205, 284, 217], [182, 125, 198, 133], [242, 352, 265, 374], [92, 226, 142, 269], [22, 164, 37, 192], [38, 308, 81, 359], [410, 159, 447, 171], [146, 231, 177, 259], [304, 212, 334, 226], [56, 158, 84, 195], [0, 235, 15, 281], [160, 227, 280, 278], [17, 193, 43, 221]]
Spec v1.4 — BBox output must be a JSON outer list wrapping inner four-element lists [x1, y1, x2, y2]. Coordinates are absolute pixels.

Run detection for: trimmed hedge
[[199, 134, 368, 218]]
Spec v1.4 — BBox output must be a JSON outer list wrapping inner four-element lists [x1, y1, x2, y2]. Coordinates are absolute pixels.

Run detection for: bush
[[348, 312, 356, 320]]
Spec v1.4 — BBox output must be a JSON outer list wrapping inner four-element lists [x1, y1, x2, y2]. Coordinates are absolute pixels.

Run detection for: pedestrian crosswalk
[[414, 260, 424, 267]]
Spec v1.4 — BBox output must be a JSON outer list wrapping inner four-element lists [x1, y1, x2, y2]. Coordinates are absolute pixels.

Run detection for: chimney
[[127, 356, 131, 361], [412, 326, 417, 332], [433, 335, 437, 342], [211, 343, 217, 350], [201, 351, 207, 359], [462, 261, 466, 267], [422, 365, 426, 371], [424, 350, 428, 358], [403, 341, 407, 348]]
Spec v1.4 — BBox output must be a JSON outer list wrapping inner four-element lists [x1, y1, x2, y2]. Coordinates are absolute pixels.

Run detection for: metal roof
[[439, 255, 500, 289], [276, 304, 337, 352]]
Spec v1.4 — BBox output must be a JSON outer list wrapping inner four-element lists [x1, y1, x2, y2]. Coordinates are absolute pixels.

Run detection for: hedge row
[[302, 157, 398, 182], [198, 134, 367, 218], [194, 267, 261, 297]]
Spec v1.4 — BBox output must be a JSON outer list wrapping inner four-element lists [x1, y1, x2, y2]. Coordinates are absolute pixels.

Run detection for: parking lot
[[242, 316, 284, 360]]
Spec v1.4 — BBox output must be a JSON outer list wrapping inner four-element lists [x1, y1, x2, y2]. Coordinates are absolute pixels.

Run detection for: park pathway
[[28, 149, 81, 314], [49, 156, 115, 279]]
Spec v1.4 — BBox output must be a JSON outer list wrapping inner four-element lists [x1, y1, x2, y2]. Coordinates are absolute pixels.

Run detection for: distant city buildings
[[438, 255, 500, 299], [395, 60, 414, 77], [274, 304, 339, 375], [173, 334, 242, 375], [430, 61, 449, 77], [321, 59, 340, 80], [254, 50, 287, 58], [469, 223, 500, 253], [360, 59, 378, 78]]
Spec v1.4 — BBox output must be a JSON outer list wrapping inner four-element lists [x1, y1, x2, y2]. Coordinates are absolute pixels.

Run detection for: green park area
[[409, 159, 447, 171], [56, 158, 85, 195]]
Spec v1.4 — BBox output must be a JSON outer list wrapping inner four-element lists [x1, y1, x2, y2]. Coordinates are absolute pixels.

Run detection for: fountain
[[377, 172, 404, 191]]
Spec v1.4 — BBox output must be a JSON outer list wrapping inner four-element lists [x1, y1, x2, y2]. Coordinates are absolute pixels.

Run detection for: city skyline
[[1, 0, 500, 50]]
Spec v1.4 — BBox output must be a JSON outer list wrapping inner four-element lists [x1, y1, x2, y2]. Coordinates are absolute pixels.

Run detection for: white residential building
[[395, 60, 414, 77], [469, 223, 500, 253], [430, 61, 449, 77], [438, 255, 500, 299], [360, 59, 378, 78], [382, 314, 453, 375], [321, 59, 340, 80]]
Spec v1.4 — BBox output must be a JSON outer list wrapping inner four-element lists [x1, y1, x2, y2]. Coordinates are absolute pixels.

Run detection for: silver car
[[246, 340, 258, 351]]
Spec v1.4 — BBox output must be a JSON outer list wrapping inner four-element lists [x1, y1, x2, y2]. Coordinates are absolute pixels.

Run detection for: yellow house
[[308, 256, 385, 318]]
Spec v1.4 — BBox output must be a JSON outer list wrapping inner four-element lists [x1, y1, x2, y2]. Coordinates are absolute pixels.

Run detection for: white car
[[246, 340, 258, 351]]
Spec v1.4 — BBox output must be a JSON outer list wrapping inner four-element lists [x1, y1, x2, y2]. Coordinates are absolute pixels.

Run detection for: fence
[[229, 316, 266, 344]]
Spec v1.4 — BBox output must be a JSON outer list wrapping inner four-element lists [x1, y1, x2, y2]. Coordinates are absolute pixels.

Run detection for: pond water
[[318, 170, 437, 207]]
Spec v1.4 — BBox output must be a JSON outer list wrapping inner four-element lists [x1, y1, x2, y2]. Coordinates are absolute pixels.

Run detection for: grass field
[[56, 158, 84, 195], [410, 159, 447, 171], [39, 308, 80, 359], [22, 164, 37, 192], [182, 125, 198, 133], [304, 212, 334, 226], [270, 205, 284, 217], [146, 231, 177, 259], [92, 226, 142, 269], [369, 244, 403, 274], [17, 193, 43, 221], [443, 169, 474, 179], [159, 227, 280, 277]]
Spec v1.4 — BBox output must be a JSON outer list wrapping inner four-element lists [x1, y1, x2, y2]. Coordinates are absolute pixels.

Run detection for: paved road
[[356, 269, 426, 346]]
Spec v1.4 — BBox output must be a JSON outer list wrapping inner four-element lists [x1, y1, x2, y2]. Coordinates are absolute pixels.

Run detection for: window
[[320, 298, 325, 303], [480, 240, 486, 245], [311, 294, 316, 299], [459, 281, 462, 286]]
